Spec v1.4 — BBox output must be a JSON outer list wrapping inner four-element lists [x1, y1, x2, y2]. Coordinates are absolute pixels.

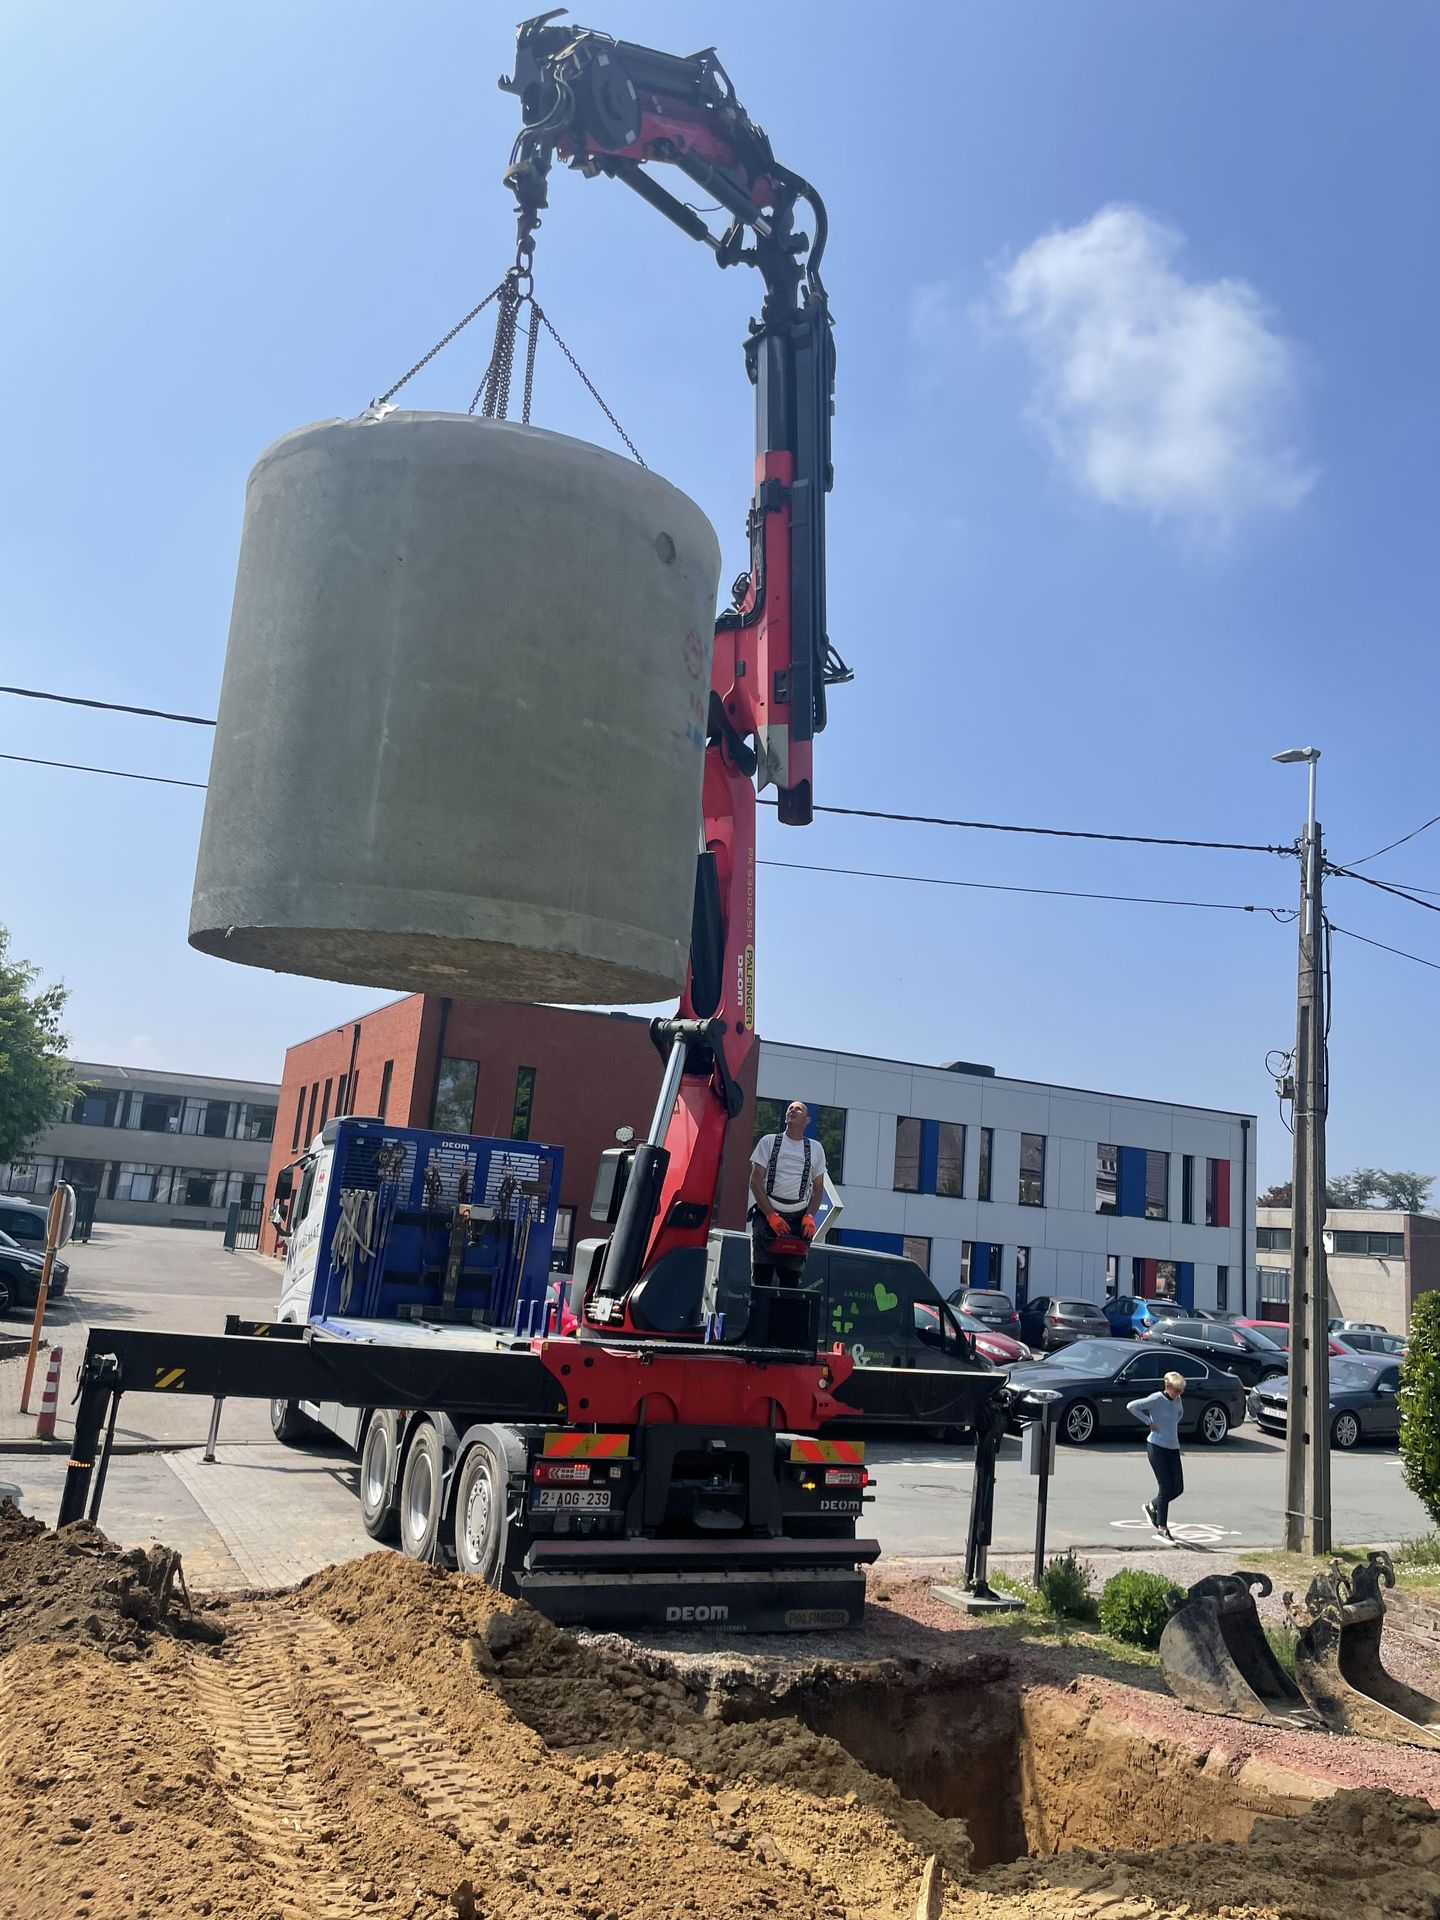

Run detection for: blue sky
[[2, 2, 1437, 1190]]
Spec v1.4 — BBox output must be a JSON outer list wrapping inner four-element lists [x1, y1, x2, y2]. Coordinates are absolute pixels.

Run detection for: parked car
[[1329, 1319, 1386, 1335], [956, 1310, 1033, 1366], [1247, 1358, 1401, 1449], [1335, 1329, 1409, 1360], [1139, 1317, 1289, 1388], [1019, 1295, 1114, 1352], [948, 1288, 1022, 1339], [1103, 1294, 1189, 1339], [1007, 1341, 1245, 1447], [0, 1226, 67, 1309], [1233, 1319, 1349, 1357], [0, 1197, 49, 1248]]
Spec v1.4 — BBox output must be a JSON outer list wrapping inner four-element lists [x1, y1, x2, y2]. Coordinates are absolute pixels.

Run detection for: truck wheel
[[270, 1398, 314, 1446], [452, 1444, 508, 1584], [359, 1414, 401, 1542], [399, 1420, 445, 1562]]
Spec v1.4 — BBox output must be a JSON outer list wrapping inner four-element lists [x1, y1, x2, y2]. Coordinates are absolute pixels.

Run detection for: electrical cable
[[1328, 921, 1440, 975], [1342, 811, 1440, 869], [757, 856, 1296, 916], [763, 795, 1291, 857], [0, 690, 1299, 858], [0, 752, 206, 790], [1324, 861, 1440, 916], [0, 685, 215, 725]]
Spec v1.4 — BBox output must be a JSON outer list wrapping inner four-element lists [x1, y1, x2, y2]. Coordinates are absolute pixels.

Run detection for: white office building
[[754, 1044, 1256, 1316]]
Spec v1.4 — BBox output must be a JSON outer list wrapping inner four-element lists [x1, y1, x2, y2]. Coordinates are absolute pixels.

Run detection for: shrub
[[1098, 1569, 1181, 1648], [1264, 1623, 1298, 1679], [1037, 1550, 1097, 1621], [1396, 1532, 1440, 1571], [1400, 1293, 1440, 1527]]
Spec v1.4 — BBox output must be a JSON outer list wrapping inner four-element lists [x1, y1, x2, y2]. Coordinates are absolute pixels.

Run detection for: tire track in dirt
[[286, 1610, 511, 1847], [188, 1606, 405, 1920]]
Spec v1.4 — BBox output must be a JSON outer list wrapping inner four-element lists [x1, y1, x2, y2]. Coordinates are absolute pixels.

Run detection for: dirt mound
[[0, 1498, 219, 1658], [4, 1532, 1440, 1920]]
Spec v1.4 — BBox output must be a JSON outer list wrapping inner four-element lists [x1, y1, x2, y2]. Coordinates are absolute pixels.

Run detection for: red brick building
[[261, 996, 755, 1260]]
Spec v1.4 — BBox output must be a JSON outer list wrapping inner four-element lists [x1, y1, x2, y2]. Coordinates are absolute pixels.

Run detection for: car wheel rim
[[1336, 1415, 1358, 1448], [1066, 1407, 1092, 1442], [1203, 1407, 1227, 1442]]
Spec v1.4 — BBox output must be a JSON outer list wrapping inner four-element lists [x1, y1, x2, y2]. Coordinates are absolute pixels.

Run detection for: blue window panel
[[1117, 1146, 1147, 1219], [835, 1228, 905, 1256], [1177, 1262, 1195, 1311], [970, 1242, 992, 1288], [919, 1120, 940, 1195]]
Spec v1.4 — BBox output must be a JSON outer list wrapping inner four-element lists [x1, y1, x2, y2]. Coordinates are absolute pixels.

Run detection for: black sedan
[[1142, 1318, 1289, 1389], [1247, 1358, 1401, 1449], [0, 1227, 66, 1311], [1007, 1340, 1246, 1447]]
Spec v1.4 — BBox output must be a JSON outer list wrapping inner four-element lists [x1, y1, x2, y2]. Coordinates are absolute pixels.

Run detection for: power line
[[757, 857, 1295, 917], [1, 680, 1296, 858], [0, 752, 207, 790], [1328, 921, 1440, 976], [0, 685, 215, 727], [1324, 860, 1440, 916], [1342, 811, 1440, 869], [767, 797, 1291, 857]]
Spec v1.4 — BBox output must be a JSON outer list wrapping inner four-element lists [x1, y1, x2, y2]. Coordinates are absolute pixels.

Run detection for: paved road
[[1, 1225, 1428, 1588], [0, 1220, 281, 1446]]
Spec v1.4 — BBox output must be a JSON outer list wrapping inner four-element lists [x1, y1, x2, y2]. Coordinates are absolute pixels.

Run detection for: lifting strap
[[764, 1131, 811, 1206]]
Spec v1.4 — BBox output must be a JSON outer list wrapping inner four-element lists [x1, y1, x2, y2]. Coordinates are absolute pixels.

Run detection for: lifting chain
[[368, 227, 645, 465]]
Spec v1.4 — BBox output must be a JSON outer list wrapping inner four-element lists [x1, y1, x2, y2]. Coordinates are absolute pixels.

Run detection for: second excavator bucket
[[1159, 1571, 1323, 1729], [1287, 1551, 1440, 1748]]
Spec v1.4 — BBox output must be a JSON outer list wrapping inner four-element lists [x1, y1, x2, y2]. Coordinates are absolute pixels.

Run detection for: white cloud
[[989, 204, 1316, 528]]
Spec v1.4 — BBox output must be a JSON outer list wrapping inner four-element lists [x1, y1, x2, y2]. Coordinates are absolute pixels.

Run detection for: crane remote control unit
[[57, 15, 1006, 1633]]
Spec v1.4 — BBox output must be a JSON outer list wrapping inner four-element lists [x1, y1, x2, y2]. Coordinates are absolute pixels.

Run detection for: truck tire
[[452, 1443, 508, 1584], [398, 1420, 446, 1562], [359, 1414, 401, 1542], [270, 1398, 314, 1446]]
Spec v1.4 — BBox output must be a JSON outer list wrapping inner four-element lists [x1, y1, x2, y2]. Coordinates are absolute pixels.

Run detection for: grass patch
[[1264, 1622, 1299, 1679], [1239, 1542, 1440, 1598]]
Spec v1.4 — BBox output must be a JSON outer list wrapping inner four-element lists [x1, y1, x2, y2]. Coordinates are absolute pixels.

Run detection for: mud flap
[[1287, 1551, 1440, 1748], [1159, 1572, 1322, 1730]]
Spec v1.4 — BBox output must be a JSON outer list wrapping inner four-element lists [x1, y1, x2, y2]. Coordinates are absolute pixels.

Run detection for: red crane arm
[[500, 17, 845, 1328]]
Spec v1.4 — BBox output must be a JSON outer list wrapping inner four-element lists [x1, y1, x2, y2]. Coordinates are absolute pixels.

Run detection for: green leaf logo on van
[[874, 1282, 899, 1314], [830, 1304, 855, 1336]]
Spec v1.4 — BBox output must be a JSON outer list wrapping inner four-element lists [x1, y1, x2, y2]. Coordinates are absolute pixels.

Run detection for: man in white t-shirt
[[749, 1100, 827, 1287]]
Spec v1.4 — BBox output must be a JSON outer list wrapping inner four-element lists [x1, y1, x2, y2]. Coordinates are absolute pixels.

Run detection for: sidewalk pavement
[[2, 1441, 377, 1590]]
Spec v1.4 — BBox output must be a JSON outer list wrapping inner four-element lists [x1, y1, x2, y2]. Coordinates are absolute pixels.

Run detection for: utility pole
[[1276, 747, 1330, 1554]]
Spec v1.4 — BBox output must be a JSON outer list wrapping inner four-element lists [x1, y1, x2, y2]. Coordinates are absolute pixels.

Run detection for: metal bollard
[[34, 1346, 64, 1441], [203, 1396, 225, 1462]]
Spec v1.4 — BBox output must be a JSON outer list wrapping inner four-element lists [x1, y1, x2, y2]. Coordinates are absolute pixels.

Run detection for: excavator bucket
[[1159, 1572, 1323, 1729], [1286, 1551, 1440, 1748]]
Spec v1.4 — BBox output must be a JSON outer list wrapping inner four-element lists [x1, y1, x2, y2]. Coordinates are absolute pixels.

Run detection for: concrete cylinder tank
[[190, 412, 721, 1003]]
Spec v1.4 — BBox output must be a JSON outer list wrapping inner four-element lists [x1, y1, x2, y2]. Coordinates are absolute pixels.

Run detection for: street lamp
[[1272, 744, 1329, 1554], [1273, 748, 1320, 931]]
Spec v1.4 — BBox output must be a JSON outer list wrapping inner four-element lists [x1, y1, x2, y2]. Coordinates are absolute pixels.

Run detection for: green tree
[[1373, 1171, 1434, 1214], [1258, 1181, 1292, 1207], [1327, 1167, 1384, 1208], [0, 926, 73, 1169], [1400, 1291, 1440, 1527]]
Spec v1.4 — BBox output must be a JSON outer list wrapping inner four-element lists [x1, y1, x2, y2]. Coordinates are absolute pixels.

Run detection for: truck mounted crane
[[57, 14, 1004, 1633]]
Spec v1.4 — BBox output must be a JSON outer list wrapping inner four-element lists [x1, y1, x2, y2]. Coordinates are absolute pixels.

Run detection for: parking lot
[[0, 1224, 1429, 1588]]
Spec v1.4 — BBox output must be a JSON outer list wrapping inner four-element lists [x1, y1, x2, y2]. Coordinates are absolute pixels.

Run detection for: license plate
[[531, 1488, 612, 1511]]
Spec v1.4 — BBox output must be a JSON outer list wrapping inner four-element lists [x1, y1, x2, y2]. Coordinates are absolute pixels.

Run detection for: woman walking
[[1129, 1369, 1186, 1541]]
